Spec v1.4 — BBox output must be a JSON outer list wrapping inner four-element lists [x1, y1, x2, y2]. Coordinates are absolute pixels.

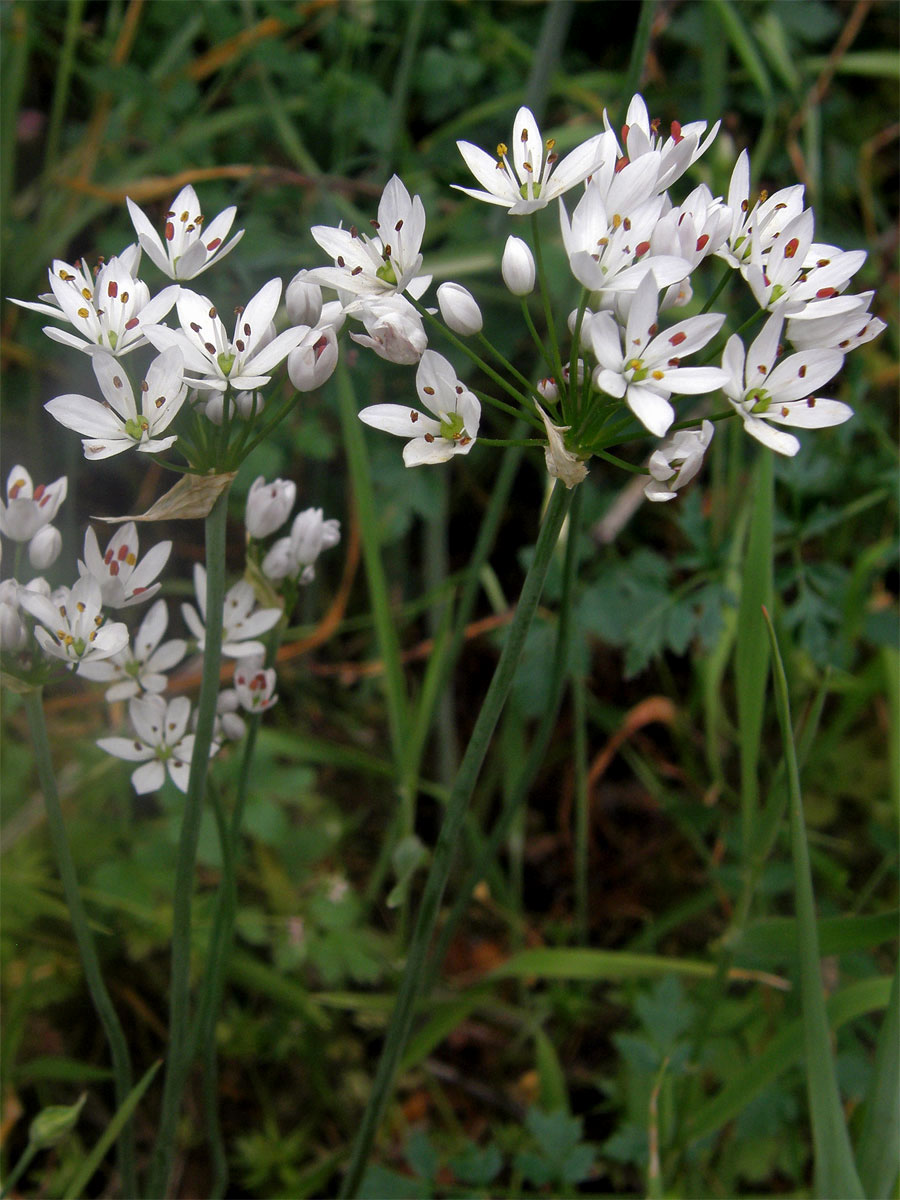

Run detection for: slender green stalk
[[41, 0, 85, 184], [146, 489, 230, 1199], [475, 331, 537, 395], [573, 663, 589, 943], [336, 362, 411, 812], [23, 691, 136, 1198], [519, 297, 555, 374], [339, 481, 573, 1198], [763, 608, 864, 1199], [529, 213, 565, 386], [621, 0, 657, 103], [427, 473, 584, 985], [0, 1141, 38, 1199]]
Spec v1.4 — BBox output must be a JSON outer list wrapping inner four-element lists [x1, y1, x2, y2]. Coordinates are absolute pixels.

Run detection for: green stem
[[621, 0, 657, 102], [0, 1141, 38, 1199], [519, 297, 555, 374], [475, 330, 536, 395], [23, 691, 136, 1198], [146, 488, 230, 1199], [339, 481, 573, 1198], [529, 213, 565, 386]]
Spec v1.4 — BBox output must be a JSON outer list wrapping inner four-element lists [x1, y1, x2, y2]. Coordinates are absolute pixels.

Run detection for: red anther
[[165, 222, 175, 241], [33, 483, 45, 501], [798, 364, 807, 378], [816, 258, 830, 268], [133, 586, 146, 594], [104, 549, 114, 564], [784, 238, 800, 259], [109, 561, 120, 576], [668, 357, 681, 367], [670, 120, 683, 142], [125, 317, 139, 330], [108, 281, 118, 298], [816, 287, 837, 299], [806, 397, 816, 407], [621, 123, 630, 142], [117, 543, 129, 560], [696, 234, 709, 252], [395, 219, 404, 232], [669, 331, 687, 346], [614, 156, 629, 173], [410, 411, 418, 422], [313, 335, 329, 361], [206, 238, 222, 251], [635, 241, 650, 257]]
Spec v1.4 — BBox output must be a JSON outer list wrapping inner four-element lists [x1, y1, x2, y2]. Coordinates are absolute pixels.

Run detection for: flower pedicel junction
[[0, 88, 888, 1199]]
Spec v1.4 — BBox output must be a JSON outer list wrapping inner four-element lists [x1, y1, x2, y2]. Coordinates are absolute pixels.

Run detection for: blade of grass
[[686, 976, 892, 1145], [335, 362, 411, 824], [61, 1059, 161, 1200], [855, 964, 899, 1199], [762, 606, 864, 1199], [736, 451, 774, 863]]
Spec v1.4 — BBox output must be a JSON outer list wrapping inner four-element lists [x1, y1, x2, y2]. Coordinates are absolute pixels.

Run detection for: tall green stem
[[23, 691, 136, 1198], [340, 481, 573, 1198], [146, 489, 230, 1199]]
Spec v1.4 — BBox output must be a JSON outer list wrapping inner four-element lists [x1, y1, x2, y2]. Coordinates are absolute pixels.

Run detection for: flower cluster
[[299, 92, 882, 495]]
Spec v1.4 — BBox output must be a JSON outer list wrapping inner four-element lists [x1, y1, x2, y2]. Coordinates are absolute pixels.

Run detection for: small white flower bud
[[287, 325, 339, 392], [261, 536, 295, 581], [245, 476, 297, 539], [436, 282, 483, 335], [28, 525, 62, 569], [349, 298, 427, 365], [501, 236, 535, 296], [0, 579, 27, 651], [537, 377, 559, 403], [286, 270, 323, 327]]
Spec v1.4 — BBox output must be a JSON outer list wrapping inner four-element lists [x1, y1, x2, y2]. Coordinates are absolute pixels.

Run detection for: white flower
[[97, 694, 213, 794], [0, 467, 67, 554], [287, 322, 340, 389], [358, 349, 481, 467], [785, 291, 887, 353], [144, 280, 306, 393], [126, 185, 244, 280], [650, 184, 731, 270], [245, 476, 297, 539], [233, 653, 278, 714], [722, 311, 852, 456], [211, 690, 247, 741], [78, 523, 171, 607], [261, 508, 341, 583], [718, 150, 805, 269], [0, 577, 47, 651], [309, 176, 429, 301], [501, 236, 536, 296], [19, 574, 129, 669], [589, 274, 728, 436], [285, 270, 323, 326], [182, 564, 282, 658], [605, 94, 720, 193], [45, 347, 187, 461], [743, 208, 867, 313], [12, 251, 179, 357], [536, 404, 588, 489], [644, 421, 714, 501], [453, 106, 610, 215], [78, 599, 187, 701], [348, 295, 427, 364], [558, 176, 689, 297], [436, 282, 483, 336]]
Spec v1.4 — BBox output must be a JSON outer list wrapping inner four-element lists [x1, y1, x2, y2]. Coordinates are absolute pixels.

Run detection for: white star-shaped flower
[[144, 280, 306, 392], [182, 564, 282, 658], [19, 575, 129, 669], [11, 250, 179, 357], [97, 694, 213, 794], [126, 184, 244, 280], [358, 350, 481, 467], [589, 274, 728, 437], [454, 106, 610, 215], [78, 522, 172, 608], [45, 347, 188, 460], [309, 176, 430, 302], [0, 465, 67, 544], [722, 310, 851, 456], [78, 598, 187, 701]]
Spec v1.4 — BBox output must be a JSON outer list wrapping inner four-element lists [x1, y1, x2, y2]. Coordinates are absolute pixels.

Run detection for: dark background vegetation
[[1, 1, 897, 1196]]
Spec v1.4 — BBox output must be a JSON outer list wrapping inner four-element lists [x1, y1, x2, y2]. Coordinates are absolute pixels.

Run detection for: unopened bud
[[501, 236, 535, 296], [536, 377, 558, 403], [287, 325, 339, 391], [28, 525, 62, 570], [29, 1093, 86, 1149], [436, 282, 483, 335], [286, 270, 323, 327], [245, 476, 297, 539]]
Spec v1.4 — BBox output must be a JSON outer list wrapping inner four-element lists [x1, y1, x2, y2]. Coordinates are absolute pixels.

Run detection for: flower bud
[[28, 524, 62, 569], [245, 476, 297, 539], [536, 377, 559, 403], [349, 298, 427, 365], [261, 536, 295, 581], [287, 325, 339, 392], [436, 282, 483, 335], [501, 236, 535, 296], [0, 579, 26, 651], [29, 1093, 86, 1149], [286, 270, 323, 327]]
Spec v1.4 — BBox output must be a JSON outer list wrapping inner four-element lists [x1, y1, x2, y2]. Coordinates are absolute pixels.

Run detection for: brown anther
[[410, 411, 418, 422], [205, 342, 217, 354], [669, 331, 686, 346], [141, 380, 149, 392], [394, 219, 403, 231], [108, 281, 118, 298], [113, 375, 122, 388], [798, 364, 807, 378], [208, 306, 217, 319], [155, 396, 165, 409], [351, 266, 363, 275], [424, 432, 435, 442], [337, 256, 345, 267], [807, 397, 816, 407], [206, 237, 221, 251], [423, 386, 435, 395], [236, 339, 245, 352]]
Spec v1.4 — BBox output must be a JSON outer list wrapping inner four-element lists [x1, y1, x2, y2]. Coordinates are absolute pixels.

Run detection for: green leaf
[[855, 966, 899, 1200], [386, 834, 428, 910], [448, 1141, 503, 1186], [763, 609, 864, 1198], [534, 1026, 569, 1114], [735, 910, 899, 965]]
